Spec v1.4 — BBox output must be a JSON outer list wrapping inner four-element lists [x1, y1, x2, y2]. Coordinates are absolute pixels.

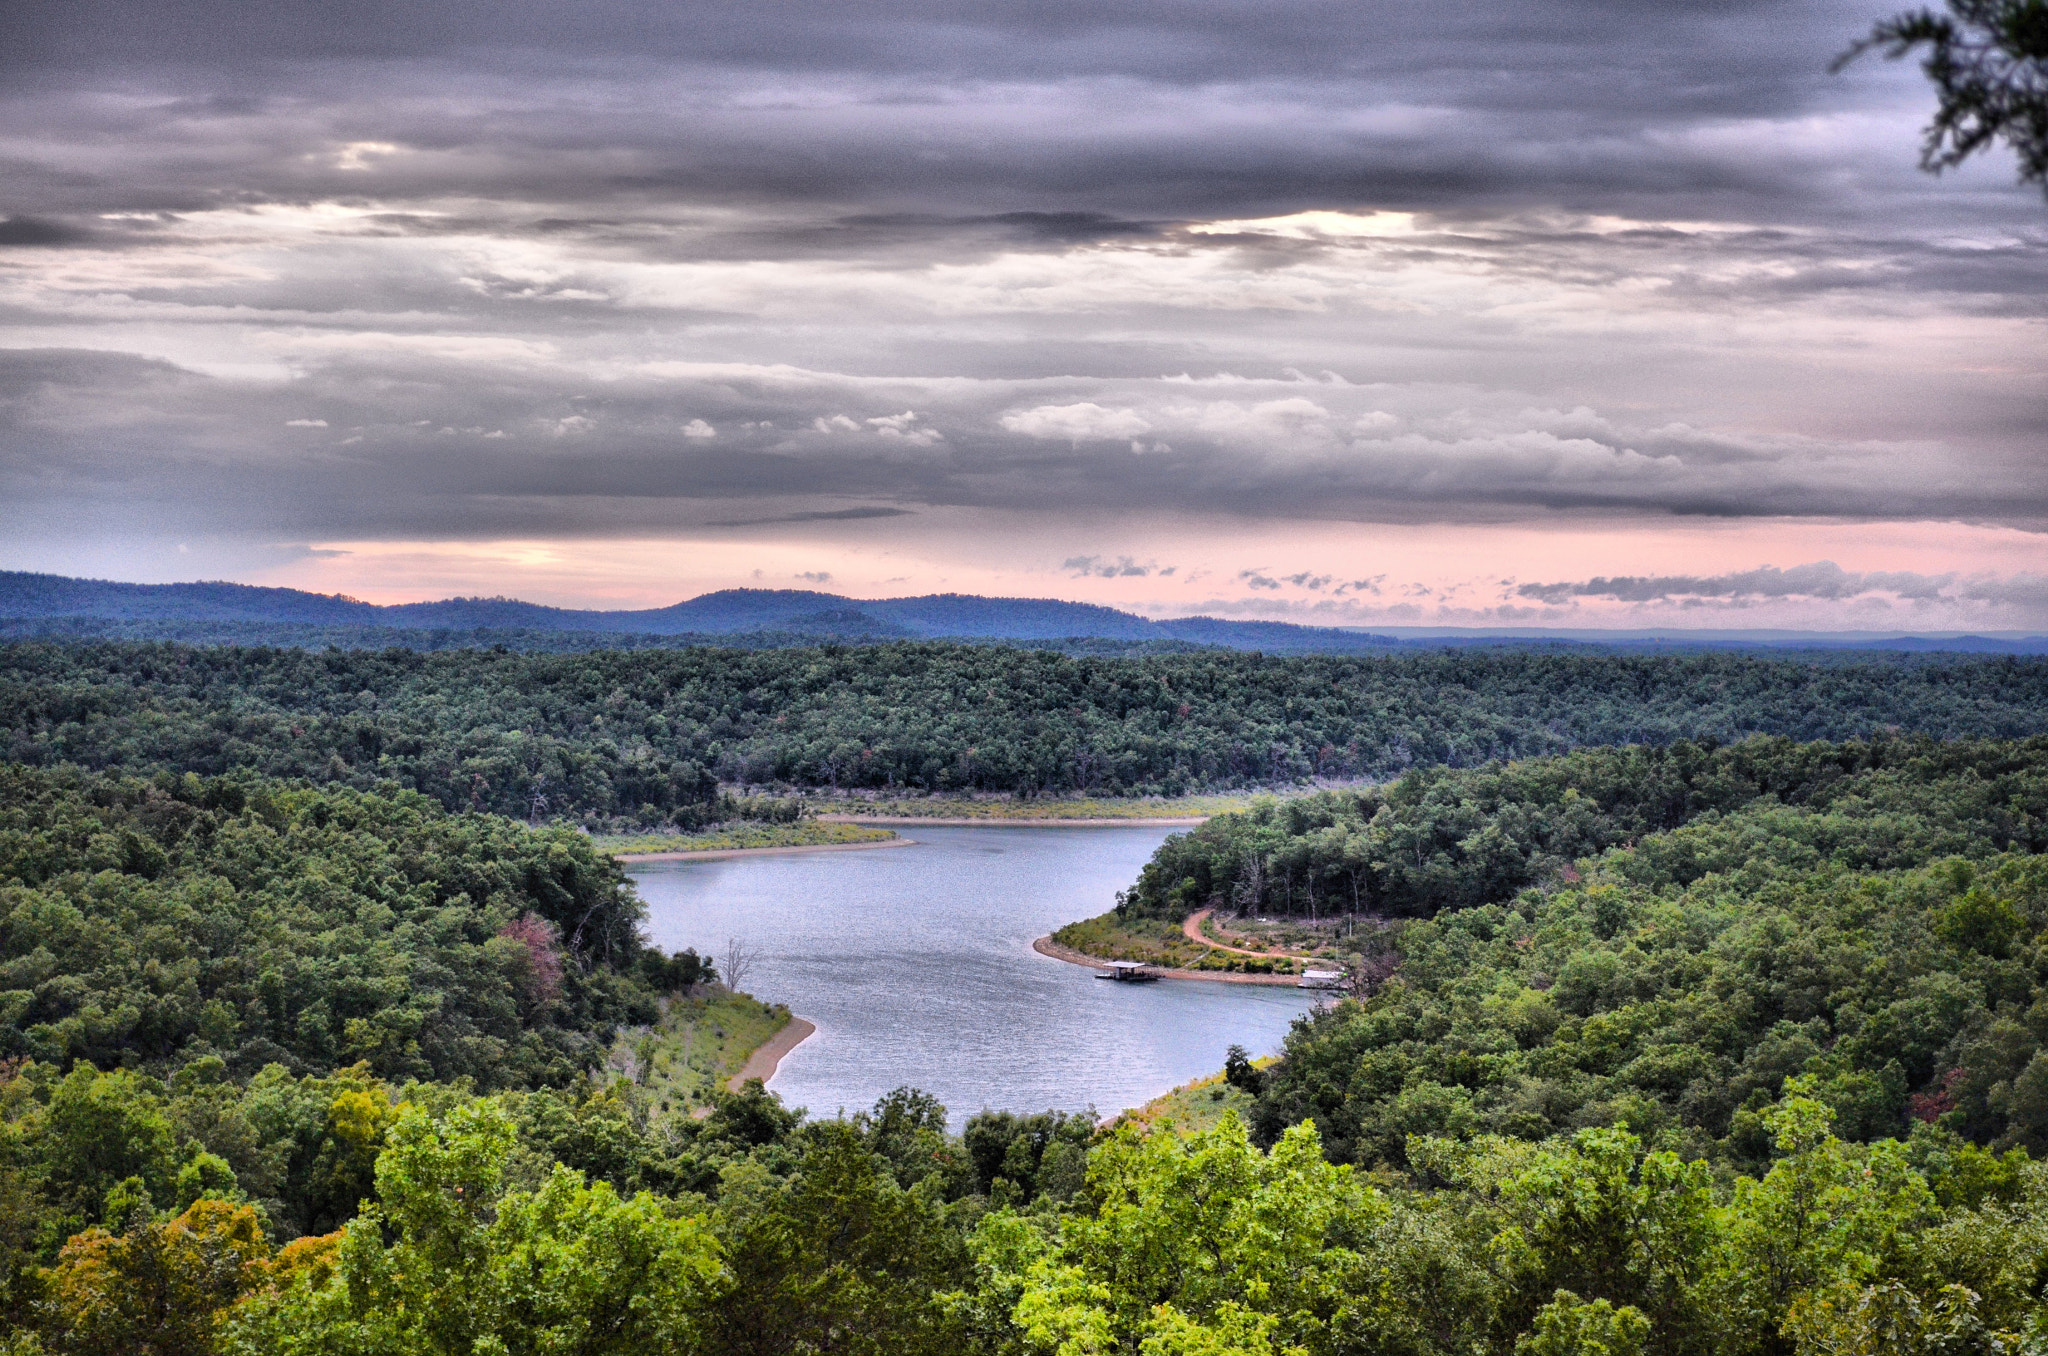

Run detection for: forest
[[9, 640, 2048, 821], [1113, 737, 2048, 1170], [6, 646, 2048, 1351], [1118, 736, 2048, 921]]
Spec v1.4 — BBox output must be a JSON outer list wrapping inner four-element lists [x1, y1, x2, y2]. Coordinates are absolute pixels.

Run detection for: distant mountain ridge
[[0, 572, 1402, 651], [3, 571, 2046, 655]]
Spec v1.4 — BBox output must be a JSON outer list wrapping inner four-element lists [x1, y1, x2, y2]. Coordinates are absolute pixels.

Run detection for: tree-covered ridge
[[1242, 846, 2048, 1172], [1121, 736, 2048, 920], [0, 766, 661, 1089], [1106, 736, 2048, 1170], [9, 641, 2048, 819]]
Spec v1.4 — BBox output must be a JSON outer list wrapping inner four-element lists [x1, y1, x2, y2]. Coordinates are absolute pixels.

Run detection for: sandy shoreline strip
[[615, 836, 915, 863], [1032, 935, 1302, 986], [820, 815, 1209, 828], [729, 1015, 816, 1089]]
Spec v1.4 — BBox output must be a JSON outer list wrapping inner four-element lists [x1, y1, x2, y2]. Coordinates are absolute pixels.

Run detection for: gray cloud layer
[[1, 0, 2044, 584], [1518, 562, 2048, 609], [4, 0, 2035, 225]]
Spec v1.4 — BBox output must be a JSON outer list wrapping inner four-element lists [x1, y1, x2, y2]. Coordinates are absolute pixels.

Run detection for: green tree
[[985, 1115, 1377, 1355], [1517, 1292, 1652, 1356], [42, 1197, 269, 1356], [1838, 0, 2048, 191], [1711, 1091, 1939, 1353], [229, 1101, 720, 1356], [704, 1122, 967, 1356]]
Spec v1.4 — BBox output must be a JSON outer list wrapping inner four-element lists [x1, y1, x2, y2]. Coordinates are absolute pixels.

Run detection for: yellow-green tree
[[227, 1101, 720, 1356], [43, 1197, 270, 1356]]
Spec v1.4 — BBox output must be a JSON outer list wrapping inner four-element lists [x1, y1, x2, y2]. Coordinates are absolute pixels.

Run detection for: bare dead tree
[[1231, 853, 1267, 915], [722, 937, 758, 994], [1346, 950, 1401, 1001]]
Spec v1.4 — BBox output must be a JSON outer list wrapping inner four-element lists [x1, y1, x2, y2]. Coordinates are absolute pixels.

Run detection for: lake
[[630, 825, 1316, 1125]]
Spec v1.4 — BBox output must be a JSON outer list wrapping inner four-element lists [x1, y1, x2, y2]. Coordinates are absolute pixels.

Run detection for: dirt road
[[1182, 908, 1305, 959]]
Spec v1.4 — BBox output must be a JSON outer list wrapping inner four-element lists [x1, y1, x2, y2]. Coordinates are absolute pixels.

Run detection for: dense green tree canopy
[[1121, 736, 2048, 921], [6, 644, 2048, 1352], [1117, 737, 2048, 1176], [0, 766, 655, 1088], [8, 642, 2048, 817]]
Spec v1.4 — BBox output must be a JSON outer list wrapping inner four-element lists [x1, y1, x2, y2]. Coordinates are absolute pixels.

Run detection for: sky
[[2, 0, 2045, 630]]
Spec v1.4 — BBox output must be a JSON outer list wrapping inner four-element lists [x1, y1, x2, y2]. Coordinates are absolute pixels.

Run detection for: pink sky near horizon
[[242, 511, 2048, 630]]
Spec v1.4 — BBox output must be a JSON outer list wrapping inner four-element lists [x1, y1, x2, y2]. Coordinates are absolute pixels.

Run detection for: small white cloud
[[1063, 554, 1164, 578], [683, 419, 717, 438], [333, 141, 400, 171], [1000, 402, 1152, 444], [285, 418, 327, 428], [808, 411, 941, 445], [867, 411, 942, 445], [1189, 209, 1419, 239]]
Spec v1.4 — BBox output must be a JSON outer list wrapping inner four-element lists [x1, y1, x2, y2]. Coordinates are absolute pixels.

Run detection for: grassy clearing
[[604, 988, 792, 1118], [1051, 912, 1307, 975], [596, 821, 897, 855], [810, 792, 1260, 820], [1112, 1059, 1276, 1135]]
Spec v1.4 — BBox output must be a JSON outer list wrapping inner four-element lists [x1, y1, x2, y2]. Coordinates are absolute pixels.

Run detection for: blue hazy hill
[[0, 572, 1408, 651], [4, 571, 2046, 655]]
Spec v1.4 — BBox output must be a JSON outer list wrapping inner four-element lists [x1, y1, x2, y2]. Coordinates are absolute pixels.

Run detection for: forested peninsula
[[1103, 737, 2048, 1158], [7, 641, 2048, 1353]]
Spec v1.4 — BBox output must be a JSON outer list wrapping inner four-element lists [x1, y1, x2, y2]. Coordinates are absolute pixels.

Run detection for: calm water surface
[[630, 826, 1315, 1124]]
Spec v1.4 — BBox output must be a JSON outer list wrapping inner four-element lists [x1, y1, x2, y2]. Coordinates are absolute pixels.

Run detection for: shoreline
[[615, 836, 915, 863], [1031, 935, 1304, 987], [820, 815, 1209, 828], [730, 1014, 817, 1089]]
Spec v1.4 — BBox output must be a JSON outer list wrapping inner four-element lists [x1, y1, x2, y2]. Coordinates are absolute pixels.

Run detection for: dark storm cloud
[[2, 0, 1834, 96], [0, 0, 2017, 228], [0, 217, 93, 247]]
